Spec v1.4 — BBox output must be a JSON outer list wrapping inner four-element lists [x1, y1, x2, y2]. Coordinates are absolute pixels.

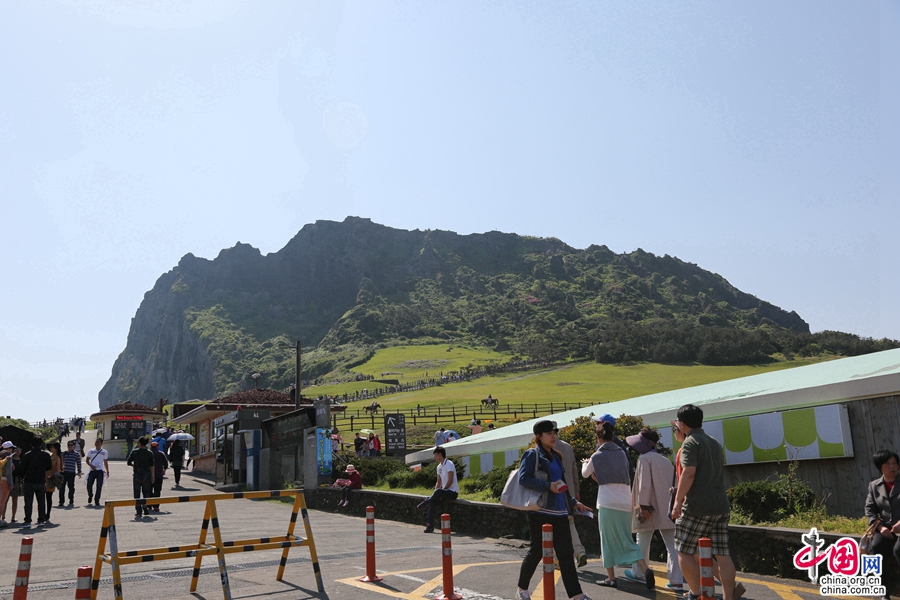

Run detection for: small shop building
[[89, 402, 165, 460]]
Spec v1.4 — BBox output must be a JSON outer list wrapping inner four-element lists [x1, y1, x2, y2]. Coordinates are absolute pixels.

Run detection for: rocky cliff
[[98, 217, 810, 409]]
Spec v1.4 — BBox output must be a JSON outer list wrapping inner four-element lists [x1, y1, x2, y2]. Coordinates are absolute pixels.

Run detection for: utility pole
[[295, 340, 302, 410]]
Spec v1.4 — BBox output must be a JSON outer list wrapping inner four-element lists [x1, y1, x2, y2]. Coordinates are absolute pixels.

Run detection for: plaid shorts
[[675, 512, 731, 555]]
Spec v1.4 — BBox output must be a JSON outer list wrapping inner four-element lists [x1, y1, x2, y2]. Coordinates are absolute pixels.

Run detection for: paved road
[[0, 430, 832, 599]]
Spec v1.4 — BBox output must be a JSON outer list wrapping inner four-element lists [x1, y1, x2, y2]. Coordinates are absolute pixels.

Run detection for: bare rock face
[[98, 217, 810, 410]]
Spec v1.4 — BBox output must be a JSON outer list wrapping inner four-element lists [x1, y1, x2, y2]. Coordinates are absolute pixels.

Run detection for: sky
[[1, 1, 897, 424]]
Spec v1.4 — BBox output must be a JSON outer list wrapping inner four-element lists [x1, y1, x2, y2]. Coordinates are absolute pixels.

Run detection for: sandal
[[599, 579, 618, 588]]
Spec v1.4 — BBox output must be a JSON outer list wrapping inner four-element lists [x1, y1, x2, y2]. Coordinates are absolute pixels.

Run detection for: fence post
[[542, 523, 555, 600], [14, 536, 33, 600], [699, 537, 715, 600], [435, 514, 462, 600]]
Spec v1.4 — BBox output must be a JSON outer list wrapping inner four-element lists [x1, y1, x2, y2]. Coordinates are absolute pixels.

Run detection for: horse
[[481, 397, 499, 407], [364, 402, 381, 414]]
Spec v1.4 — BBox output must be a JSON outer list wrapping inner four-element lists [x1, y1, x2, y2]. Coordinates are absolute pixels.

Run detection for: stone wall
[[306, 487, 849, 581]]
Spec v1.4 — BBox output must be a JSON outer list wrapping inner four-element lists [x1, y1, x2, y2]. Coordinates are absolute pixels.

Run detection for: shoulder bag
[[500, 449, 549, 511], [860, 519, 881, 554]]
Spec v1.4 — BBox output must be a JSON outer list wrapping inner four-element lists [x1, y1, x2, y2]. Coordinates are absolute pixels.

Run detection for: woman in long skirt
[[582, 421, 655, 590]]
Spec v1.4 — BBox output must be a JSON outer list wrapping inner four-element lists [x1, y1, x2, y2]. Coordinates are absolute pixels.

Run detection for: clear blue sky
[[1, 1, 897, 423]]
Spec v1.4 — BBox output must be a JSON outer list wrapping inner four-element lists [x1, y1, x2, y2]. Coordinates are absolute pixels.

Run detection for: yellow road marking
[[334, 558, 843, 600]]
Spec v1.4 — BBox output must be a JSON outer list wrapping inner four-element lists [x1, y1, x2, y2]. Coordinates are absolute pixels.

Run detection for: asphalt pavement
[[0, 429, 831, 599]]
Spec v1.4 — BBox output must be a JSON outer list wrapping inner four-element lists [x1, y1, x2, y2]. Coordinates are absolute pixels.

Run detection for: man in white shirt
[[416, 446, 458, 533], [85, 438, 110, 506]]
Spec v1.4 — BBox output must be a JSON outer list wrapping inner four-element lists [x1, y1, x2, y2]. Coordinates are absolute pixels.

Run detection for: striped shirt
[[61, 450, 82, 474]]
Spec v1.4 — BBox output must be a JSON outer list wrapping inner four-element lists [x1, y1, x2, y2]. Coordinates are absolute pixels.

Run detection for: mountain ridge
[[99, 216, 813, 409]]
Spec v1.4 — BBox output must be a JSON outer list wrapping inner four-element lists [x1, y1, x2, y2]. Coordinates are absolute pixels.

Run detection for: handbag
[[49, 472, 64, 488], [333, 478, 352, 488], [500, 449, 549, 511], [860, 519, 881, 554]]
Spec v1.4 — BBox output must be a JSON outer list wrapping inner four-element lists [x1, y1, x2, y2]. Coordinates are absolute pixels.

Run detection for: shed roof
[[407, 348, 900, 463]]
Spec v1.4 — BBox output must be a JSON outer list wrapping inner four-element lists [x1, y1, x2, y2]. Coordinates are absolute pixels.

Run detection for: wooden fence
[[331, 401, 591, 431]]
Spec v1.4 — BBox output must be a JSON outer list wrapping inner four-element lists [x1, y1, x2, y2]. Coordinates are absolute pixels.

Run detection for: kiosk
[[213, 409, 269, 491]]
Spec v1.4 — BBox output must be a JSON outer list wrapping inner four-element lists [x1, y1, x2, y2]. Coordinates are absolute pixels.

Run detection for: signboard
[[383, 413, 406, 455], [114, 415, 144, 421], [265, 411, 312, 451], [316, 427, 332, 476]]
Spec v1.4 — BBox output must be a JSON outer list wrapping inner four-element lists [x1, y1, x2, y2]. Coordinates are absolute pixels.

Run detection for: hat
[[533, 420, 556, 436], [345, 464, 356, 472], [1, 441, 14, 449], [151, 441, 159, 447], [592, 413, 616, 427], [625, 432, 657, 454]]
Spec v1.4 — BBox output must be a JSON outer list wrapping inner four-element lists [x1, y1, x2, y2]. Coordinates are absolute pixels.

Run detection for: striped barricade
[[89, 490, 322, 600]]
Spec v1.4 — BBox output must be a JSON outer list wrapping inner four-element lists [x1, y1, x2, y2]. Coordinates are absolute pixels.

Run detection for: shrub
[[341, 456, 408, 486], [727, 464, 817, 523], [460, 465, 515, 499]]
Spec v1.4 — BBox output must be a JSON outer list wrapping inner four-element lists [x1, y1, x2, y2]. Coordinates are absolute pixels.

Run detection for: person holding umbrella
[[168, 433, 184, 488]]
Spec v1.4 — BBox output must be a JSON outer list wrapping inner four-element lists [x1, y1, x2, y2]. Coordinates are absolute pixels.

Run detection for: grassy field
[[313, 345, 830, 443]]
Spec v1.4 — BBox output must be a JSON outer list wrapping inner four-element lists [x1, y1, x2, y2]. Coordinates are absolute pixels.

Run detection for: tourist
[[865, 449, 900, 599], [582, 421, 655, 589], [417, 446, 460, 534], [167, 439, 185, 487], [670, 404, 737, 600], [44, 442, 63, 522], [514, 420, 592, 600], [59, 440, 83, 507], [150, 441, 169, 512], [85, 438, 109, 506], [127, 437, 155, 518], [19, 437, 52, 528], [336, 464, 362, 507]]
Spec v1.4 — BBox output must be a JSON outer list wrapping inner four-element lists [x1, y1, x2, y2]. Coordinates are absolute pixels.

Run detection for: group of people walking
[[0, 432, 108, 528], [509, 404, 738, 600]]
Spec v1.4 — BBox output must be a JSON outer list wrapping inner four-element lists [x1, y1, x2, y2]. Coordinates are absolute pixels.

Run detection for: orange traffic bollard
[[435, 513, 461, 600], [359, 505, 383, 583], [74, 566, 92, 599], [699, 537, 715, 600], [14, 536, 33, 600], [542, 523, 555, 600]]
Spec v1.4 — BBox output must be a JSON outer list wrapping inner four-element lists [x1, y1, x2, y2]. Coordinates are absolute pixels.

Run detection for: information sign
[[383, 413, 406, 455]]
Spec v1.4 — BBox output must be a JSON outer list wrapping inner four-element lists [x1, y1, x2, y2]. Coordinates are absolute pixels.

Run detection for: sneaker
[[416, 500, 429, 511], [666, 582, 685, 593], [21, 523, 31, 529], [36, 521, 45, 527], [514, 589, 531, 600], [423, 524, 434, 533], [95, 501, 100, 506], [342, 500, 349, 507], [573, 595, 594, 600], [686, 593, 700, 600], [87, 495, 93, 504], [645, 567, 655, 590], [57, 502, 64, 507], [624, 569, 645, 583], [135, 513, 143, 519], [68, 502, 74, 507], [576, 553, 588, 568], [337, 499, 343, 506]]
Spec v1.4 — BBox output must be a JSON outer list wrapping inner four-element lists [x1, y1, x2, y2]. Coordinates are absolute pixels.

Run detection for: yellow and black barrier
[[89, 489, 323, 600]]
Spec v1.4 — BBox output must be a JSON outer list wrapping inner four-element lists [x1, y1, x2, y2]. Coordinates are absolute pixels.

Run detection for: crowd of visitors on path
[[0, 425, 192, 528]]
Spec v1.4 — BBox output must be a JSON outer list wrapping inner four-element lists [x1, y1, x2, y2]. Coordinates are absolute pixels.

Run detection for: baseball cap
[[1, 441, 15, 449], [591, 413, 616, 427]]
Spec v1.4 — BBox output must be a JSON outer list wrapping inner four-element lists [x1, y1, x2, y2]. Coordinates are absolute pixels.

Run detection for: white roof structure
[[406, 347, 900, 463]]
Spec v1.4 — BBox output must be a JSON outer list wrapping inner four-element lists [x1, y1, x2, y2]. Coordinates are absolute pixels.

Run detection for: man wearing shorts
[[670, 404, 737, 600]]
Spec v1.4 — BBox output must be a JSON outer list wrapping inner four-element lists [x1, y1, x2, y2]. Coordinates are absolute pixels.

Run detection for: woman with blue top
[[515, 419, 593, 600], [582, 420, 656, 590]]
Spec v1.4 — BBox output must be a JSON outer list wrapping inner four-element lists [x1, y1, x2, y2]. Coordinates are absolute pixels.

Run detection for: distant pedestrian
[[150, 442, 168, 512], [70, 431, 86, 458], [125, 427, 135, 457], [19, 437, 52, 528], [59, 440, 83, 507], [85, 438, 109, 506], [168, 440, 185, 487], [354, 433, 364, 457], [127, 437, 154, 519]]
